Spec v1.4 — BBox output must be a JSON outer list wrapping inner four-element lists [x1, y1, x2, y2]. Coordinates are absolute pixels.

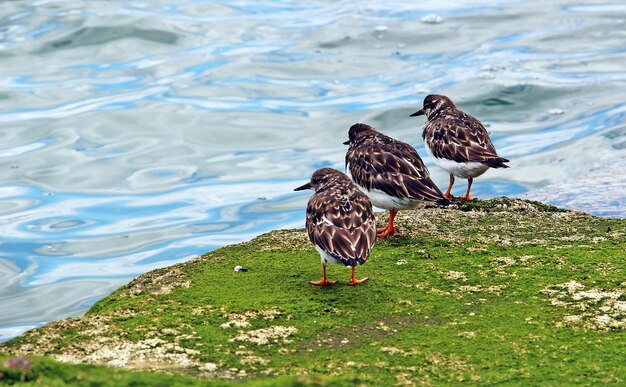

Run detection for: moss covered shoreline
[[1, 198, 625, 385]]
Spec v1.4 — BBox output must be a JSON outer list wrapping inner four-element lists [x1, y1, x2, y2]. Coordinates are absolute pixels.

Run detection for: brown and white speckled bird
[[294, 168, 376, 286], [410, 94, 510, 201], [344, 123, 449, 238]]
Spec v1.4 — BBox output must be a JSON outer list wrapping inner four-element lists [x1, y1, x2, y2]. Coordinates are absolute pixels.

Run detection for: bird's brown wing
[[306, 189, 376, 267], [424, 112, 509, 168], [347, 141, 447, 202]]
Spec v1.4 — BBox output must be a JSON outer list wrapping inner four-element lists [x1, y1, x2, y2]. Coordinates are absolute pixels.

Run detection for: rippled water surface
[[1, 0, 625, 341]]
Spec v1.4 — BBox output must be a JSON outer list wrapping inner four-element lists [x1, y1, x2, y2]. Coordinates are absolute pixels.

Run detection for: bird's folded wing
[[306, 193, 376, 265], [348, 144, 445, 201], [425, 115, 508, 165]]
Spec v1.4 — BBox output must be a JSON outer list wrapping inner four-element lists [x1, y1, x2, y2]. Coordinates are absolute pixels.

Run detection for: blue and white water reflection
[[1, 0, 625, 340], [0, 181, 305, 340]]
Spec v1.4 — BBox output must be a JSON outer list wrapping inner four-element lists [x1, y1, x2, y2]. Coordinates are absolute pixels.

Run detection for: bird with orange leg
[[344, 123, 449, 238], [410, 94, 509, 201], [294, 168, 376, 286]]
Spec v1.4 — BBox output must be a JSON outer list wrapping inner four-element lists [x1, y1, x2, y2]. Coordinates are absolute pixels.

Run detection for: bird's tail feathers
[[332, 253, 367, 268], [435, 197, 451, 206], [485, 157, 510, 169]]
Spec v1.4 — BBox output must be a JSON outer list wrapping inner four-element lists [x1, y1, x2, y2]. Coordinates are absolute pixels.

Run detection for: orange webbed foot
[[456, 195, 478, 201], [376, 226, 396, 238], [377, 209, 398, 238], [310, 279, 337, 286], [348, 277, 369, 286]]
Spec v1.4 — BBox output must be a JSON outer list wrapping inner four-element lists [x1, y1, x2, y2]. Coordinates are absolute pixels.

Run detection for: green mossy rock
[[2, 198, 625, 385]]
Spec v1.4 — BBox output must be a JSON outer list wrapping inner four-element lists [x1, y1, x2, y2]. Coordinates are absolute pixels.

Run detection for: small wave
[[38, 26, 179, 53]]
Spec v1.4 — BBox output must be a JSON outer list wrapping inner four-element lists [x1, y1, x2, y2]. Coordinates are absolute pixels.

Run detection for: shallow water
[[523, 157, 626, 218], [1, 1, 625, 341]]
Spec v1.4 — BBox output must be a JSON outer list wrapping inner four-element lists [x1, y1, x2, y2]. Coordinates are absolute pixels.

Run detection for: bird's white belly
[[346, 165, 417, 210], [361, 186, 417, 210], [424, 145, 489, 179]]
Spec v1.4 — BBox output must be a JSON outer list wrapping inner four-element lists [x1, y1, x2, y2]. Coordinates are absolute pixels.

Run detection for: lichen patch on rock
[[444, 271, 467, 281], [544, 281, 625, 331], [230, 326, 298, 345], [122, 267, 191, 297]]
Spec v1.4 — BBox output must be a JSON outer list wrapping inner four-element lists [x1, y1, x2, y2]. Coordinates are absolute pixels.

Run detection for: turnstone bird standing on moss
[[294, 168, 376, 286], [410, 94, 510, 201], [344, 123, 449, 238]]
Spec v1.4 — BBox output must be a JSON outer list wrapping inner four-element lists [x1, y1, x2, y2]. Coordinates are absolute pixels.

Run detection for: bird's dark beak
[[409, 109, 424, 117], [293, 182, 312, 191], [343, 140, 350, 145]]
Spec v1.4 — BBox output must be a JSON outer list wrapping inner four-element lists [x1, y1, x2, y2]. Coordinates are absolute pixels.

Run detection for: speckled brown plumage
[[300, 168, 376, 268], [420, 95, 509, 168], [345, 123, 448, 204], [410, 94, 510, 201]]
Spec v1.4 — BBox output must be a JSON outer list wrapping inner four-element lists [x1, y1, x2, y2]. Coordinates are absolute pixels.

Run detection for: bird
[[294, 168, 376, 286], [410, 94, 509, 201], [344, 123, 449, 238]]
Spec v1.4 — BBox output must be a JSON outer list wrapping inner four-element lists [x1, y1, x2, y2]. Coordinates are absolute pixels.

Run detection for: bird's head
[[343, 123, 377, 145], [294, 168, 345, 192], [410, 94, 455, 119]]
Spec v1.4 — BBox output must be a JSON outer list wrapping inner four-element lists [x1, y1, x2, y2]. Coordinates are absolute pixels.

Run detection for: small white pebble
[[199, 363, 217, 372], [396, 259, 408, 265], [234, 265, 248, 272], [421, 14, 443, 24]]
